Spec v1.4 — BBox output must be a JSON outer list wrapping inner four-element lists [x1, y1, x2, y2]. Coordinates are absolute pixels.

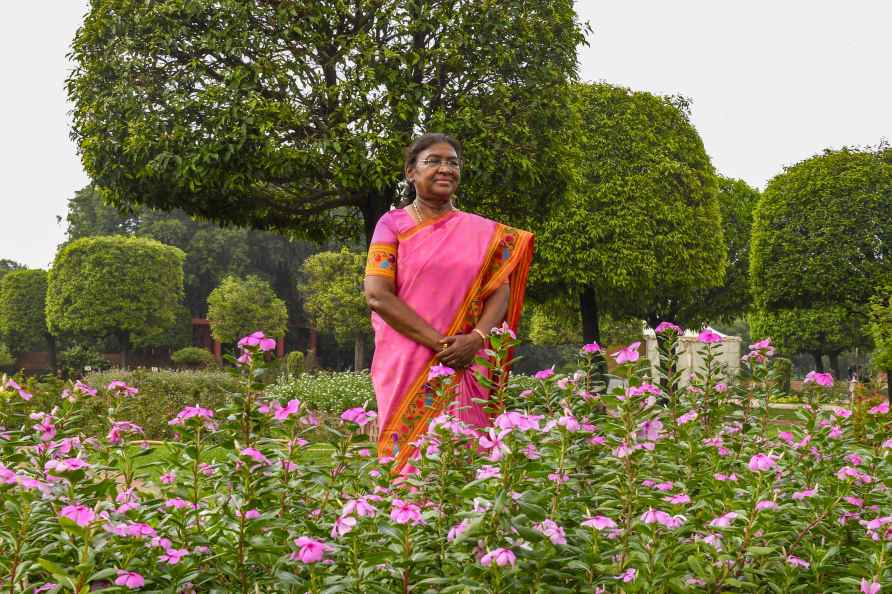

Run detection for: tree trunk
[[886, 369, 891, 404], [579, 285, 601, 345], [360, 190, 395, 247], [354, 334, 366, 371], [811, 351, 824, 372], [828, 352, 841, 379]]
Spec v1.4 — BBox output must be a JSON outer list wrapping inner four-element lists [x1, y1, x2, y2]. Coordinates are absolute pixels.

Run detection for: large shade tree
[[0, 260, 25, 282], [46, 236, 185, 368], [0, 269, 55, 365], [868, 285, 892, 400], [535, 83, 726, 343], [750, 147, 892, 375], [67, 1, 585, 243]]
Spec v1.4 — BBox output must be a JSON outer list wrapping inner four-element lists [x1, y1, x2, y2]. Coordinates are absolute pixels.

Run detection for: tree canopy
[[534, 83, 726, 341], [46, 236, 185, 367], [67, 1, 585, 243], [0, 269, 50, 354], [206, 275, 288, 345], [298, 249, 370, 370], [749, 147, 892, 370]]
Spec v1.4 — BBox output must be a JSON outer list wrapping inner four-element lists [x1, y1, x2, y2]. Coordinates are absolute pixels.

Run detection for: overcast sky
[[2, 1, 890, 270]]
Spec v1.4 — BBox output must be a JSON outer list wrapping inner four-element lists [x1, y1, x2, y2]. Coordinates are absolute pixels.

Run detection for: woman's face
[[407, 142, 461, 202]]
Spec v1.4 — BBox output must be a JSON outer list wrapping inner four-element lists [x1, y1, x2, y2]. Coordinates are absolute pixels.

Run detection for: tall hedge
[[46, 236, 185, 367], [0, 269, 51, 355]]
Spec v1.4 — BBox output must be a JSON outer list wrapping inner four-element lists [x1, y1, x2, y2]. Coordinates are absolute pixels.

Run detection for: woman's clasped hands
[[436, 333, 484, 369]]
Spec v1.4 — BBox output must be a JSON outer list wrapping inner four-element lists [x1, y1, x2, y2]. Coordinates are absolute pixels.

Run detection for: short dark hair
[[398, 133, 463, 206]]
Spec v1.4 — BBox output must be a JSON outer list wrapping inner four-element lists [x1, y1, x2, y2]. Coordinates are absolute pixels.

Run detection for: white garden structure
[[644, 326, 741, 385]]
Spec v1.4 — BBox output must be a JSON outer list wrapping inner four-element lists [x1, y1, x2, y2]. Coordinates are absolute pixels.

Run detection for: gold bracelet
[[472, 328, 487, 344]]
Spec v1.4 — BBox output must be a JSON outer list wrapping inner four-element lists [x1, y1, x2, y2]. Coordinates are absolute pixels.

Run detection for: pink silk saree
[[365, 208, 534, 469]]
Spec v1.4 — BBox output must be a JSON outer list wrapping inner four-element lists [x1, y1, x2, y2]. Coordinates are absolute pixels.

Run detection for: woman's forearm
[[368, 291, 445, 351], [475, 283, 510, 337]]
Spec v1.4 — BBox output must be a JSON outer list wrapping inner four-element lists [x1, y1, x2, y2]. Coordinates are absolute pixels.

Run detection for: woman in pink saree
[[364, 134, 534, 471]]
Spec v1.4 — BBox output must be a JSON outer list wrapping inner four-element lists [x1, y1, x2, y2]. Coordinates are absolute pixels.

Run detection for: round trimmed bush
[[285, 350, 305, 377], [58, 344, 111, 377], [171, 346, 216, 368]]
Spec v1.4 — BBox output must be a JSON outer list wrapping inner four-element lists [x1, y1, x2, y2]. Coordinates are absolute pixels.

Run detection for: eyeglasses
[[418, 158, 461, 170]]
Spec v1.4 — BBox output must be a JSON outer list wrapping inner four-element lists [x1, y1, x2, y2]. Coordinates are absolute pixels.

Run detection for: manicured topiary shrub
[[170, 347, 216, 369]]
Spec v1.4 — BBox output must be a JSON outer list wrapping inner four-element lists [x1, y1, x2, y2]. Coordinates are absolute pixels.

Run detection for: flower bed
[[1, 328, 891, 592]]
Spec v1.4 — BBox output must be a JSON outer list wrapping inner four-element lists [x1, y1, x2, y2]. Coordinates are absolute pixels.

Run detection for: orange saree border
[[377, 223, 534, 470]]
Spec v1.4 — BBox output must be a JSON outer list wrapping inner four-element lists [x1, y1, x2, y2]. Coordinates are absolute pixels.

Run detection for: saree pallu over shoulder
[[373, 215, 534, 470]]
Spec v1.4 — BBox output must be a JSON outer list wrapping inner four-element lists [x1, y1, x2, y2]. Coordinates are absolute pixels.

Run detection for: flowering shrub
[[1, 328, 891, 592]]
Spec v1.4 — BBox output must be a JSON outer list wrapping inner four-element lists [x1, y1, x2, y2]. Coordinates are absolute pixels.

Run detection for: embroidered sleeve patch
[[365, 243, 397, 280]]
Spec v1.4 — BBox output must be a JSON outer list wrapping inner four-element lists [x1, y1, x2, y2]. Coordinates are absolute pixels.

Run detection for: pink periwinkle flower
[[240, 447, 270, 465], [709, 512, 739, 528], [343, 497, 378, 518], [292, 536, 331, 564], [861, 578, 882, 594], [748, 453, 777, 472], [480, 547, 516, 567], [803, 370, 834, 387], [748, 338, 774, 354], [792, 486, 817, 500], [115, 571, 145, 589], [476, 465, 501, 480], [665, 493, 691, 505], [60, 504, 95, 527], [4, 379, 33, 401], [786, 555, 810, 569], [533, 366, 555, 380], [582, 341, 601, 353], [698, 329, 722, 344], [160, 548, 188, 564], [548, 471, 569, 484], [159, 470, 176, 485], [616, 568, 637, 582], [677, 410, 698, 425], [238, 331, 276, 352], [107, 421, 144, 445], [390, 499, 424, 525], [168, 405, 214, 427], [236, 352, 252, 366], [756, 500, 778, 511], [582, 515, 617, 530], [428, 364, 455, 380], [479, 428, 512, 461], [611, 342, 641, 364], [107, 380, 139, 397], [447, 519, 472, 542], [272, 399, 301, 421], [243, 509, 261, 520], [73, 380, 97, 397], [494, 410, 542, 432], [34, 584, 59, 593], [340, 407, 377, 427], [869, 401, 890, 415], [636, 419, 664, 442], [331, 514, 357, 538], [655, 321, 682, 334], [534, 519, 567, 545]]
